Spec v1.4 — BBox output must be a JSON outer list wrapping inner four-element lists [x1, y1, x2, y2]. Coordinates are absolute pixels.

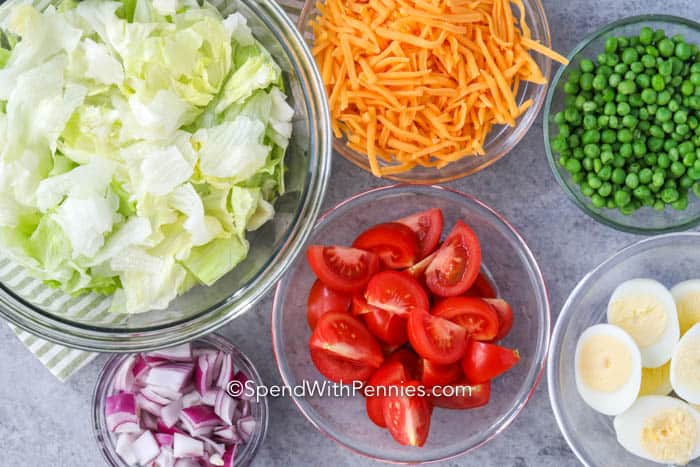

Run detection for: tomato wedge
[[365, 360, 412, 427], [405, 250, 437, 281], [396, 209, 444, 259], [353, 222, 418, 269], [432, 296, 499, 341], [464, 272, 497, 299], [351, 295, 377, 316], [407, 309, 468, 364], [385, 348, 419, 379], [430, 380, 491, 409], [306, 280, 352, 329], [365, 271, 430, 316], [309, 348, 376, 383], [363, 307, 409, 346], [425, 221, 481, 297], [309, 312, 384, 370], [382, 380, 432, 447], [461, 340, 520, 384], [485, 299, 514, 341], [307, 245, 379, 294], [418, 358, 462, 388]]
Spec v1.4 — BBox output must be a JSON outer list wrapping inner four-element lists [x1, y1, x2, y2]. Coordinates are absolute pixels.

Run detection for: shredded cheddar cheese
[[310, 0, 569, 176]]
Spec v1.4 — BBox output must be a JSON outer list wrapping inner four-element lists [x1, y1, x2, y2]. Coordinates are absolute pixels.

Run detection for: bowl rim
[[543, 14, 700, 235], [0, 0, 333, 352], [271, 183, 552, 464], [546, 231, 700, 467], [296, 0, 554, 184]]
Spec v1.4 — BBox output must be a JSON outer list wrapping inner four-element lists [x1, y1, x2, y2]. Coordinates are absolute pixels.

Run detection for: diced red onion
[[116, 433, 139, 466], [214, 390, 237, 426], [148, 384, 183, 402], [145, 363, 194, 391], [141, 411, 158, 431], [136, 393, 163, 416], [173, 433, 204, 458], [155, 433, 174, 447], [198, 436, 225, 456], [173, 460, 200, 467], [106, 393, 139, 433], [160, 398, 183, 429], [222, 445, 237, 467], [146, 343, 192, 362], [213, 426, 240, 444], [134, 356, 150, 383], [156, 419, 183, 435], [195, 351, 222, 395], [231, 371, 252, 401], [151, 446, 175, 467], [216, 354, 232, 389], [143, 355, 169, 367], [202, 389, 218, 406], [180, 405, 221, 437], [240, 400, 250, 418], [236, 416, 256, 443], [181, 390, 201, 408], [114, 356, 136, 392], [142, 386, 174, 406], [209, 453, 225, 466], [132, 431, 160, 465]]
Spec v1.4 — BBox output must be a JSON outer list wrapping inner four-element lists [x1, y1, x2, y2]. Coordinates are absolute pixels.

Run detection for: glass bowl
[[548, 232, 700, 466], [296, 0, 554, 184], [0, 0, 332, 351], [92, 333, 269, 467], [271, 184, 550, 463], [544, 15, 700, 234]]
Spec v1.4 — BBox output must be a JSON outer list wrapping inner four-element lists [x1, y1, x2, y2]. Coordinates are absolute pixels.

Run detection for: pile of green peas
[[550, 26, 700, 214]]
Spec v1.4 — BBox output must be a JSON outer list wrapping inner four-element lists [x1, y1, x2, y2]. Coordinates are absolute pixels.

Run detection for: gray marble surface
[[1, 0, 699, 465]]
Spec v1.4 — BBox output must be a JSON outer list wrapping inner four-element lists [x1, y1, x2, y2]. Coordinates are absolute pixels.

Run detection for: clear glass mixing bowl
[[544, 15, 700, 234], [272, 184, 550, 463], [548, 233, 700, 466], [296, 0, 555, 184], [0, 0, 332, 351]]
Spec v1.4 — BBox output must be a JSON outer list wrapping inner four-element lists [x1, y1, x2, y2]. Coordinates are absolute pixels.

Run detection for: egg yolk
[[673, 334, 700, 395], [676, 292, 700, 335], [641, 408, 697, 465], [609, 294, 668, 348], [578, 334, 632, 392], [640, 362, 672, 396]]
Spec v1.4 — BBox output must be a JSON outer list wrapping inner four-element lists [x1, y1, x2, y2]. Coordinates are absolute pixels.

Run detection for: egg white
[[671, 322, 700, 405], [574, 323, 642, 416], [607, 279, 679, 368], [614, 395, 700, 464]]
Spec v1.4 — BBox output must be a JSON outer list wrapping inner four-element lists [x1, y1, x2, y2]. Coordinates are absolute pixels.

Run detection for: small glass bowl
[[548, 232, 700, 466], [544, 15, 700, 234], [0, 0, 332, 351], [92, 334, 269, 467], [272, 184, 550, 463], [296, 0, 554, 184]]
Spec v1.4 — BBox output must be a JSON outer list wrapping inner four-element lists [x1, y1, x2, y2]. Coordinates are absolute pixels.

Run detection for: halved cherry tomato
[[351, 295, 378, 316], [464, 272, 497, 299], [385, 348, 419, 379], [307, 245, 379, 294], [396, 209, 444, 259], [365, 271, 429, 316], [425, 221, 481, 297], [461, 340, 520, 384], [309, 348, 376, 383], [407, 309, 468, 364], [306, 280, 352, 329], [418, 359, 462, 388], [432, 297, 499, 341], [485, 299, 514, 341], [353, 222, 418, 269], [309, 312, 384, 370], [364, 307, 409, 346], [382, 380, 432, 447], [405, 250, 437, 282], [430, 380, 491, 409], [365, 360, 411, 427]]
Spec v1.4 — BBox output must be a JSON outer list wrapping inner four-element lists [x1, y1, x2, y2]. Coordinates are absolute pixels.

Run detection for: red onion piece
[[180, 405, 221, 437], [222, 445, 237, 467], [173, 459, 200, 467], [231, 371, 252, 400], [209, 453, 225, 466], [181, 390, 202, 408], [173, 433, 204, 458], [114, 356, 136, 392], [133, 356, 150, 382], [115, 433, 139, 466], [155, 433, 174, 447], [146, 343, 192, 362], [147, 384, 182, 402], [151, 446, 174, 467], [106, 393, 139, 433], [198, 436, 225, 456], [142, 386, 174, 406], [156, 419, 183, 435], [212, 426, 240, 445], [160, 398, 183, 429], [145, 363, 194, 391], [240, 400, 250, 418], [195, 351, 222, 395], [214, 390, 238, 426], [216, 354, 232, 389], [202, 389, 218, 407], [236, 416, 256, 443], [136, 393, 163, 416], [132, 431, 160, 465], [141, 411, 158, 431]]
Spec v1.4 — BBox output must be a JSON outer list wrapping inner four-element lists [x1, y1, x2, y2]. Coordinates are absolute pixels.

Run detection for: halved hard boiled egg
[[672, 280, 700, 336], [640, 361, 673, 397], [671, 322, 700, 405], [614, 395, 700, 465], [575, 323, 642, 415], [607, 279, 679, 368]]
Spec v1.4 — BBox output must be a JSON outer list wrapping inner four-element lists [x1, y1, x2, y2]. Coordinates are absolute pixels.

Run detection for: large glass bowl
[[296, 0, 554, 184], [544, 15, 700, 234], [548, 233, 700, 466], [0, 0, 332, 351], [92, 334, 269, 467], [272, 184, 550, 463]]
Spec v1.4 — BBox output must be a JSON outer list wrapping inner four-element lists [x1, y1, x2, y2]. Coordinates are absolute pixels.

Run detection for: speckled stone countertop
[[1, 0, 699, 465]]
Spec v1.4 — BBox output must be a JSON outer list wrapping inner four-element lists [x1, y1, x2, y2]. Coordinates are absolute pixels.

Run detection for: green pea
[[614, 190, 632, 207], [602, 88, 616, 102], [583, 114, 597, 130], [617, 128, 634, 143], [582, 157, 594, 171], [615, 63, 629, 74], [580, 72, 594, 91], [639, 168, 653, 184], [668, 100, 680, 112], [599, 165, 612, 181], [671, 161, 686, 177], [581, 183, 594, 197], [598, 182, 613, 197], [647, 44, 660, 57], [591, 194, 606, 208], [641, 88, 657, 104], [609, 73, 622, 88], [598, 115, 610, 127], [681, 175, 694, 189], [693, 182, 700, 198], [611, 167, 626, 184], [659, 38, 675, 57], [625, 172, 639, 189], [622, 115, 638, 128], [633, 185, 652, 199], [672, 194, 689, 210], [618, 80, 636, 95], [584, 144, 601, 158], [632, 141, 647, 156], [592, 74, 607, 91], [691, 73, 700, 86], [654, 200, 666, 211], [593, 158, 602, 173], [619, 142, 633, 158], [622, 48, 638, 64], [639, 27, 653, 45], [616, 102, 631, 116], [658, 153, 671, 168], [580, 58, 594, 73], [674, 110, 688, 125], [652, 74, 666, 91], [566, 158, 582, 173], [601, 129, 616, 143], [601, 150, 614, 165], [588, 174, 603, 189], [653, 170, 666, 187], [661, 187, 680, 203], [675, 42, 692, 60], [681, 80, 695, 96], [605, 36, 619, 53], [656, 107, 672, 122], [657, 90, 672, 105], [631, 62, 645, 74], [642, 54, 656, 68], [564, 81, 579, 94]]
